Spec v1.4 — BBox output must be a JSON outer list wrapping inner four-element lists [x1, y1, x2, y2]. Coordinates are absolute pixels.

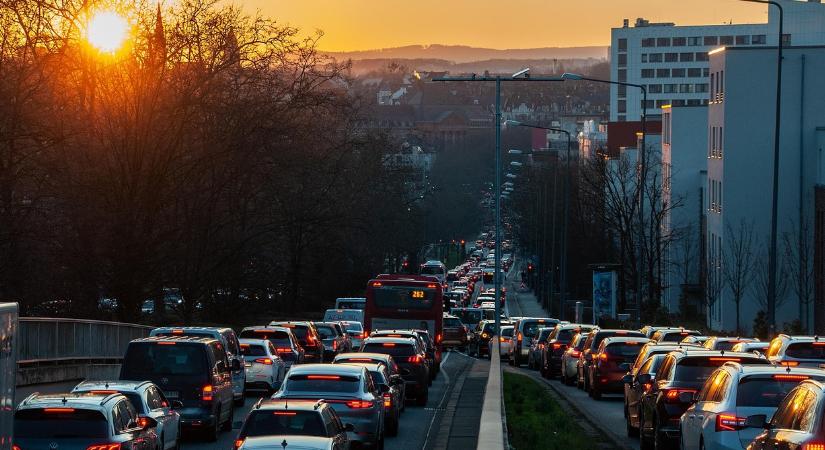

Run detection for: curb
[[476, 342, 506, 450]]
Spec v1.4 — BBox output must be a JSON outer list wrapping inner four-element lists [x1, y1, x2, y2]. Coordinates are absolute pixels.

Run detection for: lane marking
[[421, 351, 463, 449]]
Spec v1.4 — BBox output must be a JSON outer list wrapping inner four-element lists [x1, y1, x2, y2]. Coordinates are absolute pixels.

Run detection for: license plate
[[165, 391, 180, 399]]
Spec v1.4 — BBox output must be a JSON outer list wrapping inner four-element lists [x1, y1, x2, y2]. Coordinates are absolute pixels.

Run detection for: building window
[[618, 115, 626, 122], [664, 84, 677, 93], [642, 99, 654, 109], [688, 36, 702, 46], [680, 83, 694, 93], [703, 68, 710, 77], [782, 34, 792, 46], [665, 52, 678, 62], [752, 35, 767, 45], [618, 53, 627, 67], [687, 99, 702, 106], [618, 100, 627, 113], [641, 53, 648, 63], [641, 69, 654, 78], [710, 73, 715, 98], [695, 83, 709, 93], [736, 35, 750, 45], [657, 37, 671, 47], [696, 52, 709, 61], [704, 36, 719, 45], [648, 84, 663, 93], [673, 37, 687, 46], [672, 68, 686, 78], [618, 69, 627, 82], [656, 99, 670, 108], [672, 99, 686, 106], [642, 37, 656, 47], [618, 84, 627, 97], [720, 36, 734, 45], [680, 52, 694, 62], [649, 53, 663, 63], [657, 68, 670, 78], [688, 68, 702, 77], [618, 38, 628, 51]]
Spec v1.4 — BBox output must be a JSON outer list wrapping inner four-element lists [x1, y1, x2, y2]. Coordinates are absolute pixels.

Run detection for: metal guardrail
[[17, 317, 152, 364]]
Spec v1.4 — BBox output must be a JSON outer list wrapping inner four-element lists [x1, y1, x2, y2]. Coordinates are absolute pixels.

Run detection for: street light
[[508, 149, 524, 155], [506, 173, 518, 179], [510, 161, 524, 168], [740, 0, 784, 333], [507, 121, 573, 320], [561, 71, 647, 325]]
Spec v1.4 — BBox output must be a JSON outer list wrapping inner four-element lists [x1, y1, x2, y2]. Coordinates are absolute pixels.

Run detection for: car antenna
[[786, 364, 792, 373], [62, 396, 67, 404], [281, 439, 288, 449], [105, 382, 109, 389]]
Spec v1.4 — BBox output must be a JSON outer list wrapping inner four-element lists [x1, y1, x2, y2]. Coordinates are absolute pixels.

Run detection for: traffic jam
[[10, 236, 512, 450]]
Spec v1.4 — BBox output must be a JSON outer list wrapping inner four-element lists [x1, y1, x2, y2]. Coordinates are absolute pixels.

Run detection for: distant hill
[[324, 44, 608, 64]]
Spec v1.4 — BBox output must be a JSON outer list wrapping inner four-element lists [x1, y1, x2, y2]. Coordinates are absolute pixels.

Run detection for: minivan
[[120, 336, 237, 441]]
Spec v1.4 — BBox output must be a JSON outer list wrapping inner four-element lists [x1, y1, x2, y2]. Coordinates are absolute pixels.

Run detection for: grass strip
[[504, 371, 591, 450]]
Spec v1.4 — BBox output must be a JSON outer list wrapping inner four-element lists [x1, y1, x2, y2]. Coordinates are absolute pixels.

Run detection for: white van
[[323, 308, 364, 324]]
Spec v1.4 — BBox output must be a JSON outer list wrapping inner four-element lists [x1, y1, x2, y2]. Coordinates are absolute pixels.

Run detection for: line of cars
[[513, 321, 825, 450]]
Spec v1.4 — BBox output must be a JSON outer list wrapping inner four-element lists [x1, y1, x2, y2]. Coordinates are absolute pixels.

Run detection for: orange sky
[[236, 0, 770, 51]]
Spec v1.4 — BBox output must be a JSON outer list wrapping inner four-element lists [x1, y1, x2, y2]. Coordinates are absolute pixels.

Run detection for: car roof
[[19, 392, 124, 410], [73, 380, 153, 392], [253, 399, 327, 412], [723, 363, 825, 376], [287, 364, 365, 377], [372, 330, 417, 335], [601, 337, 651, 345], [151, 326, 231, 334], [130, 335, 216, 345], [241, 325, 292, 333], [363, 336, 417, 345], [269, 321, 311, 327], [670, 350, 766, 360], [334, 352, 392, 361], [336, 362, 384, 372], [239, 338, 271, 346]]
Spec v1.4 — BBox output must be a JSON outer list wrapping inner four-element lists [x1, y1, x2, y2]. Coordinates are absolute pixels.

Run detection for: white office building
[[707, 45, 825, 333], [610, 0, 825, 123]]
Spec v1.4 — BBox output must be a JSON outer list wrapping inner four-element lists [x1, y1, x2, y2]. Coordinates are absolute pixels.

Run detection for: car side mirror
[[745, 414, 769, 429], [344, 423, 355, 432], [138, 416, 158, 430], [678, 391, 695, 404], [636, 373, 652, 385], [171, 400, 183, 410], [232, 359, 242, 371], [693, 391, 701, 403], [621, 374, 633, 384]]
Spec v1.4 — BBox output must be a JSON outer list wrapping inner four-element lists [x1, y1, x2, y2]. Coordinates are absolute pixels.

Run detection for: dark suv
[[589, 337, 651, 399], [577, 329, 645, 392], [120, 336, 237, 440], [541, 324, 595, 379], [361, 336, 430, 406], [269, 321, 324, 363], [638, 350, 769, 450]]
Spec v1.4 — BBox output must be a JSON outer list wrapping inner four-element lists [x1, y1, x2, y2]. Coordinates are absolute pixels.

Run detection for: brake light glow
[[709, 357, 741, 362], [346, 400, 374, 409], [803, 443, 825, 450], [157, 342, 176, 345], [254, 358, 273, 365], [234, 439, 245, 450], [385, 334, 403, 337], [202, 385, 214, 401], [664, 389, 696, 403], [571, 350, 581, 357], [616, 331, 627, 334], [812, 343, 825, 346], [781, 361, 800, 367], [307, 375, 340, 380], [348, 358, 372, 362], [383, 393, 392, 408], [482, 333, 489, 339], [436, 333, 442, 343], [274, 412, 297, 415], [172, 329, 184, 335], [44, 408, 75, 413], [240, 344, 249, 348], [13, 445, 21, 450], [275, 348, 292, 353], [716, 413, 746, 432], [87, 444, 120, 450], [137, 417, 150, 428], [774, 374, 809, 381], [89, 390, 118, 395], [517, 332, 523, 342], [499, 337, 506, 342], [407, 355, 423, 364], [552, 343, 562, 350], [427, 284, 438, 289], [598, 353, 608, 361], [333, 340, 338, 351], [372, 282, 383, 287], [383, 343, 396, 347]]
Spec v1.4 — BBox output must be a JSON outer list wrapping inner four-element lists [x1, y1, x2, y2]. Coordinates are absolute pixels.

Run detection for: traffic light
[[460, 240, 466, 245], [527, 263, 534, 272]]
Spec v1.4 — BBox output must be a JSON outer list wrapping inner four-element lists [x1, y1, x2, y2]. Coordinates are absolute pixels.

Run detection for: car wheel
[[205, 408, 220, 442], [221, 403, 233, 431]]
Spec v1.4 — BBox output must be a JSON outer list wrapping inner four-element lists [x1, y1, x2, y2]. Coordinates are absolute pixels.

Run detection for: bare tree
[[783, 219, 814, 332], [753, 242, 790, 327], [723, 219, 757, 334]]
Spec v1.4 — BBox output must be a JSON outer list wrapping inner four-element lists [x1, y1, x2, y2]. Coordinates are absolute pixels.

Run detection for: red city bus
[[364, 274, 444, 350]]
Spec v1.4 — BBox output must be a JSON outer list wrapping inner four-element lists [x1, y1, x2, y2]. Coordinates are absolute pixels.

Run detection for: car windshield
[[15, 409, 109, 438], [285, 374, 360, 393], [362, 343, 415, 358], [316, 326, 336, 339], [444, 318, 463, 328], [661, 332, 695, 343], [122, 342, 206, 376], [785, 343, 825, 359], [737, 375, 825, 407], [241, 344, 268, 357], [242, 410, 327, 437]]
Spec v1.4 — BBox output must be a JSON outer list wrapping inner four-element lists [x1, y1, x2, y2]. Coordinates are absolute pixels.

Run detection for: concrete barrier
[[476, 340, 507, 450], [17, 317, 152, 386]]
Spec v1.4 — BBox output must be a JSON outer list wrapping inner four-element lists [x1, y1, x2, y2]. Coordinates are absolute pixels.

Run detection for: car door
[[684, 369, 724, 449], [211, 343, 233, 419], [628, 357, 654, 425], [117, 400, 152, 450], [147, 386, 178, 449]]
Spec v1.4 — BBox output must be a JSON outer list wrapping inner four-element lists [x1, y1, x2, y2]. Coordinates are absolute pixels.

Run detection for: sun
[[87, 11, 129, 53]]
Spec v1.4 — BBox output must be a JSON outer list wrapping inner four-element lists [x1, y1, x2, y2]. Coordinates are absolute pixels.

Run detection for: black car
[[120, 336, 238, 441], [638, 350, 769, 450], [577, 329, 645, 392], [469, 320, 497, 358], [540, 324, 595, 379], [361, 336, 430, 406], [623, 353, 667, 437], [269, 321, 324, 363]]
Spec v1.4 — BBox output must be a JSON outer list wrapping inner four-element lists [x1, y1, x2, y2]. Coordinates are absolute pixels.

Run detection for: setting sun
[[87, 11, 129, 53]]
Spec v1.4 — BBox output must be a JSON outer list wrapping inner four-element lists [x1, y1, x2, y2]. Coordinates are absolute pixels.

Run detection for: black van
[[120, 336, 238, 441]]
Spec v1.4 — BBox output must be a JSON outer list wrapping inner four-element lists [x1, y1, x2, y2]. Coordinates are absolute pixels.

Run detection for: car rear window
[[242, 410, 327, 437], [362, 342, 415, 358], [537, 329, 553, 341], [715, 340, 745, 351], [122, 342, 207, 377], [286, 374, 360, 393], [240, 329, 292, 346], [606, 342, 646, 358], [501, 328, 514, 337], [737, 375, 825, 407], [674, 356, 768, 383], [785, 343, 825, 359], [368, 370, 388, 386], [593, 331, 644, 349], [276, 325, 309, 341], [661, 331, 697, 343], [444, 318, 463, 328], [241, 344, 267, 357], [343, 322, 363, 332], [14, 409, 109, 438], [315, 325, 336, 339]]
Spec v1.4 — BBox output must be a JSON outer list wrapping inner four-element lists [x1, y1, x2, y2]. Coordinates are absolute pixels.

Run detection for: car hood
[[242, 436, 332, 450]]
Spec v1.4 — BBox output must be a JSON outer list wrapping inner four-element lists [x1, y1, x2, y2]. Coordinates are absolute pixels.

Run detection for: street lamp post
[[740, 0, 783, 333], [505, 120, 572, 319], [561, 72, 647, 325]]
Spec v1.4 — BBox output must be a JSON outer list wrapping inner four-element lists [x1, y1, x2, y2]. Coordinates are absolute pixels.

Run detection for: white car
[[342, 321, 365, 349], [680, 363, 825, 450], [492, 326, 515, 359], [560, 333, 587, 385], [72, 380, 181, 450], [239, 338, 288, 393]]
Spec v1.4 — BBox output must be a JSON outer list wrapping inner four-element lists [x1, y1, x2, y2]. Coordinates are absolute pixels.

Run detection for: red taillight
[[44, 408, 75, 413], [372, 282, 383, 287], [709, 357, 741, 362], [499, 337, 506, 342], [774, 374, 809, 381], [383, 393, 392, 408], [234, 439, 245, 450], [408, 355, 423, 364], [275, 347, 292, 353], [307, 375, 340, 380], [87, 444, 120, 450], [517, 332, 523, 342], [803, 443, 825, 450], [202, 385, 214, 401], [254, 358, 273, 365], [13, 445, 21, 450], [781, 361, 800, 367], [715, 413, 747, 432], [333, 340, 338, 351], [571, 350, 581, 358], [137, 416, 149, 428], [598, 352, 608, 361], [346, 400, 374, 409], [552, 343, 562, 350], [436, 333, 442, 343], [664, 389, 696, 403]]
